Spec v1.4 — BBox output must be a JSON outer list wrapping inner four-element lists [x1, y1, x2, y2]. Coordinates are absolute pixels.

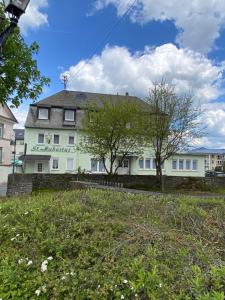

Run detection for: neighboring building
[[189, 147, 225, 171], [0, 104, 18, 184], [22, 90, 205, 177], [14, 129, 25, 159]]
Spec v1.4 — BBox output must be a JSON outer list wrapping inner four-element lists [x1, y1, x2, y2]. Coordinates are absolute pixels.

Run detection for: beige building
[[189, 147, 225, 171], [0, 104, 18, 184]]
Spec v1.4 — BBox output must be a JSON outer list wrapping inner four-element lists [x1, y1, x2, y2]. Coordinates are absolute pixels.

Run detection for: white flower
[[47, 256, 53, 261], [135, 294, 138, 297], [42, 285, 46, 293], [115, 285, 117, 287], [159, 283, 162, 288], [24, 212, 29, 215], [11, 237, 16, 241], [27, 260, 33, 266], [131, 286, 134, 290], [35, 289, 41, 296], [41, 260, 48, 272], [123, 279, 128, 284], [121, 296, 125, 299], [70, 272, 74, 276], [61, 276, 66, 280], [16, 234, 20, 237], [97, 285, 100, 289], [18, 258, 24, 264]]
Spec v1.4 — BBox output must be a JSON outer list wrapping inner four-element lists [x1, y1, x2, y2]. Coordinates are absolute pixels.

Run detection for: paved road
[[0, 184, 7, 197]]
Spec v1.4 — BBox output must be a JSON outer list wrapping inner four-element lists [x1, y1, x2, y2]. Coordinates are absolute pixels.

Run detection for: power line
[[67, 0, 138, 80]]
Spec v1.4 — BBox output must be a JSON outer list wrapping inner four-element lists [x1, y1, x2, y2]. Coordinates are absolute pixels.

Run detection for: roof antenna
[[61, 75, 69, 90]]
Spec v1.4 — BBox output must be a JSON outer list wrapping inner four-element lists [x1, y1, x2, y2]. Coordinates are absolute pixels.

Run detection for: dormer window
[[38, 108, 49, 120], [64, 110, 75, 122]]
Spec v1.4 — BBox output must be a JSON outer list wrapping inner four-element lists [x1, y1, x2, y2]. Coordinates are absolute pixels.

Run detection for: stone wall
[[7, 174, 33, 197], [7, 173, 225, 196]]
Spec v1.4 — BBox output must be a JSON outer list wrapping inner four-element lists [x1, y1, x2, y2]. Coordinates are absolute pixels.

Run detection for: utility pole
[[61, 75, 69, 90]]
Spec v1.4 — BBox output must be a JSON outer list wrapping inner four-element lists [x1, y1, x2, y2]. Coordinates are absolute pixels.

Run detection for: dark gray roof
[[36, 90, 146, 108], [19, 155, 51, 161], [14, 129, 25, 140], [25, 90, 148, 129]]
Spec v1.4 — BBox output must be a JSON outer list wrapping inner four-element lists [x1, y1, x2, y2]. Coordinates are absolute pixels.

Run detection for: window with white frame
[[91, 159, 105, 173], [172, 160, 177, 170], [53, 134, 60, 145], [65, 110, 75, 121], [67, 158, 75, 171], [186, 159, 191, 170], [139, 158, 144, 169], [192, 160, 198, 170], [0, 147, 3, 163], [52, 158, 59, 170], [68, 136, 75, 145], [179, 159, 184, 170], [38, 133, 44, 144], [0, 123, 3, 138], [145, 158, 151, 169], [152, 159, 156, 169], [38, 108, 49, 120]]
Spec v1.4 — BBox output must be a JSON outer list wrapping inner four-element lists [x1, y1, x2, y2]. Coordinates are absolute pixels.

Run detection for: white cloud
[[61, 43, 225, 147], [12, 108, 28, 129], [93, 0, 225, 53], [62, 44, 224, 104], [19, 0, 48, 35]]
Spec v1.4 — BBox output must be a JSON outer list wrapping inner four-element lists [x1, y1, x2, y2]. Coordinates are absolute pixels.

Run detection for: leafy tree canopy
[[0, 5, 50, 107]]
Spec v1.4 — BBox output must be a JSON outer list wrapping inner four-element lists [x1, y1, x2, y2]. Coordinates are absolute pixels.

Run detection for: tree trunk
[[156, 156, 163, 191]]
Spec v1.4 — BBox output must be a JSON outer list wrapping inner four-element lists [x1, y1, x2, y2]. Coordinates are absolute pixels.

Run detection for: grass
[[0, 190, 225, 299]]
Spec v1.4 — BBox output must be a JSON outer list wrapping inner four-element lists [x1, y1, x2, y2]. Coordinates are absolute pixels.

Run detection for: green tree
[[145, 81, 203, 190], [79, 97, 145, 177], [0, 5, 50, 107]]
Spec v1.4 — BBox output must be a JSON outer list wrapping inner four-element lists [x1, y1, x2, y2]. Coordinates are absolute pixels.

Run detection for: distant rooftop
[[14, 129, 24, 140], [189, 147, 225, 155]]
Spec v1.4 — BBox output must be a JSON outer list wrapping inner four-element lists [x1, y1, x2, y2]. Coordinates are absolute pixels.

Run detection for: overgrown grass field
[[0, 190, 224, 299]]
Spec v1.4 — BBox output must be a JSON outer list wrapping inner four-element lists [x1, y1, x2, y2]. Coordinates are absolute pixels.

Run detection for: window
[[91, 159, 98, 172], [145, 159, 151, 169], [0, 123, 3, 138], [123, 160, 129, 168], [186, 159, 191, 170], [65, 110, 75, 121], [37, 163, 43, 173], [52, 158, 59, 170], [19, 141, 24, 145], [161, 161, 164, 169], [0, 147, 3, 163], [152, 159, 156, 169], [91, 159, 105, 172], [192, 160, 198, 170], [38, 108, 49, 120], [139, 158, 144, 169], [67, 159, 74, 171], [54, 134, 60, 145], [179, 159, 184, 170], [38, 133, 44, 144], [172, 160, 177, 170], [68, 136, 75, 145]]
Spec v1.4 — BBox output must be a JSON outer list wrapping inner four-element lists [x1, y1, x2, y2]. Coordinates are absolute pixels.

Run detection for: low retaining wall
[[7, 173, 225, 197], [7, 174, 33, 197]]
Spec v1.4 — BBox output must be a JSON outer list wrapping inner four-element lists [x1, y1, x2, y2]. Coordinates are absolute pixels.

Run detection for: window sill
[[172, 169, 198, 172]]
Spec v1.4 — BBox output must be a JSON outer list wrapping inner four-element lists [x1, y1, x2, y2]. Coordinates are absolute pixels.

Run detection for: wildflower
[[121, 296, 125, 299], [131, 286, 134, 290], [70, 272, 75, 276], [47, 256, 53, 261], [123, 279, 128, 284], [35, 289, 41, 296], [115, 285, 117, 287], [27, 260, 33, 266], [97, 285, 100, 289], [11, 237, 16, 241], [41, 260, 48, 272], [24, 212, 29, 215], [18, 258, 24, 264], [135, 294, 138, 297], [61, 276, 66, 280], [16, 234, 20, 237], [42, 285, 46, 293]]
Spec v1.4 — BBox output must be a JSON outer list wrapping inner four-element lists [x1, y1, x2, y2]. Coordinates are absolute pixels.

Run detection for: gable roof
[[25, 90, 148, 129], [0, 103, 18, 124], [34, 90, 147, 109]]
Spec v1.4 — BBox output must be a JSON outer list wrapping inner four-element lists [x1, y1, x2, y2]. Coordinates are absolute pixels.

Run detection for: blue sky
[[12, 0, 225, 148]]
